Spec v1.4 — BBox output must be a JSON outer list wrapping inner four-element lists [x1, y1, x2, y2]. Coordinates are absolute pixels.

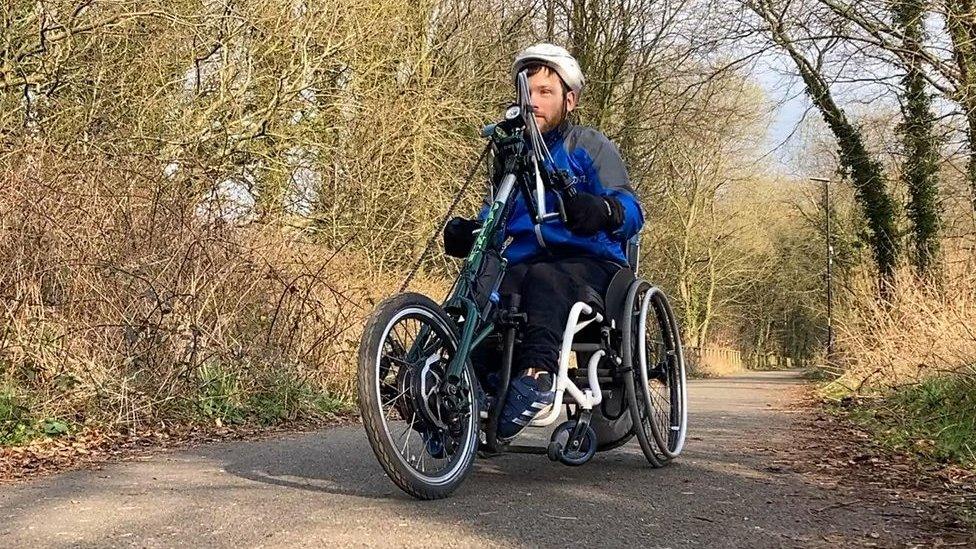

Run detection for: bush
[[849, 371, 976, 468]]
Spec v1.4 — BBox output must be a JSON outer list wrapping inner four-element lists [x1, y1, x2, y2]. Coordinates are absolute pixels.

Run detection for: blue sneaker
[[498, 374, 556, 441]]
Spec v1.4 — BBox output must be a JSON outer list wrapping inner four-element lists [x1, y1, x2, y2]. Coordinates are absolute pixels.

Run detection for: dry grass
[[0, 0, 497, 437], [0, 146, 454, 434], [826, 249, 976, 396]]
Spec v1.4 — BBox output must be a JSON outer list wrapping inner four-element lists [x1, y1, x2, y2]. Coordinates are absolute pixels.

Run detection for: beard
[[536, 101, 569, 133]]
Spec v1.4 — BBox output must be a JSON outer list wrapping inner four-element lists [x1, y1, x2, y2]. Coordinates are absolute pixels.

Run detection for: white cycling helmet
[[512, 43, 585, 96]]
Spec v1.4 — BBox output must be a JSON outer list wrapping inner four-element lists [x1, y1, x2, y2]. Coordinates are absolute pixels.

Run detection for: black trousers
[[475, 256, 619, 375]]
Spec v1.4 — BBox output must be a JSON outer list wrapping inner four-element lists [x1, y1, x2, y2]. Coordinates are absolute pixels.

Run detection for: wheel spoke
[[418, 439, 427, 473], [408, 327, 437, 363], [360, 298, 483, 498], [400, 411, 417, 456], [382, 386, 409, 410], [381, 353, 415, 369]]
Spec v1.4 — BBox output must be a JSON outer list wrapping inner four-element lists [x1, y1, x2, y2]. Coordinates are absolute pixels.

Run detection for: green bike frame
[[433, 71, 547, 393], [441, 172, 518, 386]]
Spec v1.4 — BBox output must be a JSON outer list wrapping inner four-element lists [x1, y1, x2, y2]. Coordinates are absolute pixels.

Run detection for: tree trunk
[[896, 0, 941, 274], [945, 0, 976, 214], [754, 2, 900, 288]]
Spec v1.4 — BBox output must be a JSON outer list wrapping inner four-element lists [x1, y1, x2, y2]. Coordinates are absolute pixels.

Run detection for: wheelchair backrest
[[626, 234, 640, 274]]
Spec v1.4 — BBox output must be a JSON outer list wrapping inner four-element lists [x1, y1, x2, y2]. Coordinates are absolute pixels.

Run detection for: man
[[444, 43, 644, 440]]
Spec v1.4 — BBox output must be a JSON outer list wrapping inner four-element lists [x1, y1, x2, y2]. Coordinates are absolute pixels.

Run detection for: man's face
[[527, 67, 577, 133]]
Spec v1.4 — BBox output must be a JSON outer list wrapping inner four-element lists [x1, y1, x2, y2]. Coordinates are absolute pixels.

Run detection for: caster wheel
[[549, 420, 597, 466]]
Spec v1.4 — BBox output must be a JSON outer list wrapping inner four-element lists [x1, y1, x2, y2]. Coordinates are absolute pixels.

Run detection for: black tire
[[639, 286, 688, 458], [357, 292, 480, 500], [622, 280, 687, 466]]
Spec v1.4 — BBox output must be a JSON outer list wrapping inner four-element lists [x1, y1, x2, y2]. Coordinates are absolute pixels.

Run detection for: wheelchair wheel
[[622, 280, 688, 465], [548, 420, 598, 466], [638, 285, 688, 457], [357, 292, 480, 500]]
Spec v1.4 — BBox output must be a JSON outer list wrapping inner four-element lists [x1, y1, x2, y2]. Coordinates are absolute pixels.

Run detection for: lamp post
[[811, 177, 833, 361]]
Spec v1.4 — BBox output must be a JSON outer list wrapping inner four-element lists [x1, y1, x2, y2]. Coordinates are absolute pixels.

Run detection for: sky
[[752, 57, 816, 177]]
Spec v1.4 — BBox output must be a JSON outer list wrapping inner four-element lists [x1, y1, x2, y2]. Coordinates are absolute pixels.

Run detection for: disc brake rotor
[[410, 352, 450, 431]]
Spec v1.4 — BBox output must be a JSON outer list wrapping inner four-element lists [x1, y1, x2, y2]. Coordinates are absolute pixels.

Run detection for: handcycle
[[357, 70, 688, 500]]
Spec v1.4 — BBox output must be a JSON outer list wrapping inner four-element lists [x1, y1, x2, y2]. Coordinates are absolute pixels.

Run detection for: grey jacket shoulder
[[563, 125, 633, 193], [563, 124, 612, 151]]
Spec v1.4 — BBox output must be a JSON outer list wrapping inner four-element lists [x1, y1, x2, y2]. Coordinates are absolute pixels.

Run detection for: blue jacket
[[482, 121, 644, 267]]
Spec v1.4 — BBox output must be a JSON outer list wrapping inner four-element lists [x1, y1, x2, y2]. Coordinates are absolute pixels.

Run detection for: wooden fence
[[683, 346, 796, 376]]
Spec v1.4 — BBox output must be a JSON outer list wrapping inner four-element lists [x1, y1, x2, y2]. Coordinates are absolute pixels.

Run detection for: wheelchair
[[356, 71, 687, 500], [478, 247, 688, 463]]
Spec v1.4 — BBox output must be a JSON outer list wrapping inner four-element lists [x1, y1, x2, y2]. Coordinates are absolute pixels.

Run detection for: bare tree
[[745, 0, 901, 288], [810, 0, 976, 214]]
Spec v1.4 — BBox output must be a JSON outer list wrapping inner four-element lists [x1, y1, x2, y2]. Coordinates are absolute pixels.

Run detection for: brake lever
[[549, 168, 577, 200], [553, 193, 568, 224], [551, 169, 576, 224], [540, 167, 577, 224]]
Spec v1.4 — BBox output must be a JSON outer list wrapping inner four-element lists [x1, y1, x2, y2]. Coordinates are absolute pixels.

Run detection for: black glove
[[443, 217, 481, 258], [562, 192, 624, 236]]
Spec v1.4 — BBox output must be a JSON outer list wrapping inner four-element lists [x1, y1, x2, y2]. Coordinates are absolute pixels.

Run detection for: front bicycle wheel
[[357, 292, 480, 500]]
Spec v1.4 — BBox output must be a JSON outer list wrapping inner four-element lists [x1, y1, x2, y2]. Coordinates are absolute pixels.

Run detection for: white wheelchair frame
[[530, 302, 609, 427], [528, 289, 688, 458]]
